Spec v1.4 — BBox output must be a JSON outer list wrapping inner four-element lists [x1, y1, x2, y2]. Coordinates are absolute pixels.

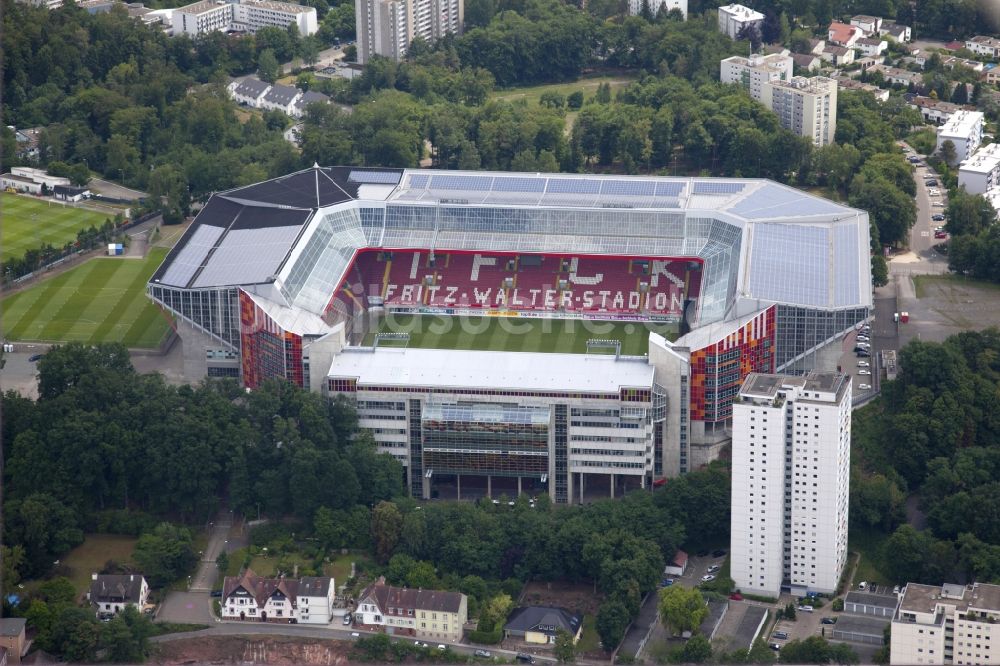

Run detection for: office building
[[627, 0, 686, 18], [937, 110, 985, 166], [147, 167, 871, 502], [730, 372, 851, 598], [760, 76, 838, 146], [172, 0, 318, 37], [356, 0, 462, 63], [720, 53, 793, 101], [717, 4, 763, 40], [959, 143, 1000, 195], [891, 582, 1000, 665]]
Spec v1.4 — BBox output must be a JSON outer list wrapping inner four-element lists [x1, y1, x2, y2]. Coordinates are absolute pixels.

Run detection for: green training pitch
[[1, 248, 171, 348], [363, 314, 678, 355], [1, 193, 111, 261]]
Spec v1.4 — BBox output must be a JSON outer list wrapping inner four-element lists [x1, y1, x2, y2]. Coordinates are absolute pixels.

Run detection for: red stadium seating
[[329, 250, 702, 319]]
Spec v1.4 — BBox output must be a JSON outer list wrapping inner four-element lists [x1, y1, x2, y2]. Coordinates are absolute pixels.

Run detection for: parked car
[[773, 631, 789, 640], [660, 578, 675, 587], [729, 593, 743, 601], [821, 617, 837, 625], [856, 351, 871, 358], [797, 605, 814, 612], [933, 201, 946, 207], [858, 361, 870, 367], [770, 643, 782, 650], [859, 369, 871, 375], [925, 179, 938, 186], [28, 353, 43, 362], [350, 632, 360, 638], [414, 641, 429, 648], [210, 590, 223, 597], [475, 650, 492, 658], [935, 230, 948, 239], [929, 189, 941, 196], [701, 574, 716, 582], [893, 585, 901, 595], [859, 383, 872, 390], [932, 214, 946, 221], [437, 644, 447, 650], [858, 581, 868, 591], [707, 565, 721, 573], [516, 654, 536, 664], [712, 549, 727, 558], [343, 613, 353, 625]]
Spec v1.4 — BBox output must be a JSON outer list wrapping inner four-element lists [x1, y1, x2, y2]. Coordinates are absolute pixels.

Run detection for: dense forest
[[850, 329, 1000, 586]]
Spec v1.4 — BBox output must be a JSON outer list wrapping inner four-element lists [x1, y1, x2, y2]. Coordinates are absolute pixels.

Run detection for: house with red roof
[[827, 21, 864, 48], [355, 576, 468, 642], [221, 569, 335, 624]]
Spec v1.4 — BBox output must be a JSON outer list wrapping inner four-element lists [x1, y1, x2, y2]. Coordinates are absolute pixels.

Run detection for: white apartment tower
[[718, 3, 764, 40], [720, 53, 793, 101], [937, 110, 985, 167], [760, 76, 838, 146], [356, 0, 463, 63], [628, 0, 687, 19], [891, 582, 1000, 665], [731, 372, 851, 598], [958, 143, 1000, 195]]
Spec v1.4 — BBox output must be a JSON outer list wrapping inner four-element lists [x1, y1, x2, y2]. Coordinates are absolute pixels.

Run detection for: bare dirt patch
[[520, 581, 602, 616], [152, 635, 354, 665]]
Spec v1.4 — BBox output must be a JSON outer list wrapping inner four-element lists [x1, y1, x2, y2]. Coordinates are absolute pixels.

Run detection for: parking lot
[[663, 550, 729, 590], [838, 322, 877, 398]]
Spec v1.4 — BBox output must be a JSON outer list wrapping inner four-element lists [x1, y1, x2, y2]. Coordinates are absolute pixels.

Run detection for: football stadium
[[148, 166, 871, 503]]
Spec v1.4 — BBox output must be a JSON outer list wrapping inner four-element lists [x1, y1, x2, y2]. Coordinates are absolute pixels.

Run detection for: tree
[[939, 139, 958, 166], [554, 628, 576, 662], [132, 522, 197, 587], [46, 607, 101, 662], [567, 91, 584, 110], [683, 634, 713, 663], [147, 164, 190, 224], [784, 603, 797, 621], [216, 551, 229, 573], [872, 255, 888, 288], [658, 585, 708, 635], [748, 638, 777, 663], [258, 49, 281, 83], [479, 593, 514, 630], [946, 190, 997, 237], [779, 636, 831, 664], [596, 600, 630, 651]]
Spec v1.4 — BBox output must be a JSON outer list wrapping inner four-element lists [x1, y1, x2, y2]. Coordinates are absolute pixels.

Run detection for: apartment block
[[720, 53, 793, 101], [627, 0, 686, 18], [891, 583, 1000, 665], [717, 3, 763, 40], [172, 0, 318, 37], [966, 36, 1000, 59], [937, 110, 985, 166], [356, 0, 462, 63], [959, 143, 1000, 195], [730, 372, 851, 598], [356, 576, 467, 642], [760, 76, 838, 146]]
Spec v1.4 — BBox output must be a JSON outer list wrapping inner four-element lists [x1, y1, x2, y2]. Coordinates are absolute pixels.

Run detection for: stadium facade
[[148, 166, 871, 502]]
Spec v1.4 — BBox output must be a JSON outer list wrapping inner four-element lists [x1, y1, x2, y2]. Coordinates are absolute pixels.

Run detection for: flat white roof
[[719, 3, 764, 20], [939, 110, 984, 139], [327, 347, 655, 393], [959, 143, 1000, 174]]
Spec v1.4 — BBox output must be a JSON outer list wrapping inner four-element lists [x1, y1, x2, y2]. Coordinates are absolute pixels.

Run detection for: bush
[[88, 510, 159, 536], [468, 628, 502, 644], [832, 598, 845, 612]]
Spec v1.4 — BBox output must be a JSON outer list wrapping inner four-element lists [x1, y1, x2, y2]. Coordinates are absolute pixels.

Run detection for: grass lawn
[[577, 614, 601, 653], [1, 247, 171, 348], [491, 75, 636, 107], [61, 534, 138, 595], [363, 314, 678, 356], [912, 273, 1000, 299], [1, 193, 111, 261], [323, 553, 354, 583], [849, 527, 891, 587]]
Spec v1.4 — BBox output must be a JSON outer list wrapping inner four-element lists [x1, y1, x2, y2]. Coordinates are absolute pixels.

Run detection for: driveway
[[156, 591, 216, 625], [155, 509, 234, 624], [87, 177, 147, 201]]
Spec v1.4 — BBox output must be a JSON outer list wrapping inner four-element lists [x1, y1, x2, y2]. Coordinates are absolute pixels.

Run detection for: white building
[[891, 583, 1000, 666], [172, 0, 318, 37], [849, 15, 880, 35], [356, 576, 468, 642], [730, 372, 851, 598], [229, 78, 271, 107], [760, 76, 838, 146], [959, 143, 1000, 195], [627, 0, 686, 18], [356, 0, 463, 63], [221, 570, 334, 624], [879, 22, 910, 42], [720, 53, 793, 101], [259, 84, 300, 115], [937, 110, 985, 166], [89, 574, 150, 617], [717, 4, 763, 40], [855, 37, 887, 57], [1, 174, 43, 195], [10, 167, 70, 190], [966, 35, 1000, 59], [227, 78, 331, 118]]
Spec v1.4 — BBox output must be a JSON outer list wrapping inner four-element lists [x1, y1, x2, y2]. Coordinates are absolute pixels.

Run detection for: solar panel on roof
[[429, 174, 493, 190], [655, 182, 685, 197], [159, 224, 225, 287], [492, 177, 546, 193], [348, 170, 400, 184], [546, 179, 601, 194], [693, 182, 744, 195], [193, 226, 301, 287], [600, 180, 656, 196], [409, 175, 429, 188]]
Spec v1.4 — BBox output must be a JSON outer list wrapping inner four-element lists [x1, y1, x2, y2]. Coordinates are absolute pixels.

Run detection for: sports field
[[1, 248, 171, 348], [364, 314, 678, 355], [1, 193, 110, 260]]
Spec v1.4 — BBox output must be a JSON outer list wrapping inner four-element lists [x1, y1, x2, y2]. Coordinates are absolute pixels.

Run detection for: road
[[894, 141, 949, 276], [86, 176, 148, 201]]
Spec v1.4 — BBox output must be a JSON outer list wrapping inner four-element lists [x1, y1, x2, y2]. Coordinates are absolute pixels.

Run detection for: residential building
[[9, 126, 42, 160], [942, 56, 985, 73], [982, 65, 1000, 85], [147, 167, 872, 497], [230, 78, 271, 107], [0, 620, 25, 665], [291, 91, 332, 118], [849, 15, 881, 36], [827, 21, 863, 48], [172, 0, 318, 37], [854, 55, 881, 71], [869, 64, 922, 87], [260, 84, 300, 115], [821, 44, 855, 66], [760, 76, 838, 146], [221, 569, 335, 624], [504, 607, 583, 644], [14, 0, 63, 9], [717, 4, 763, 40], [936, 110, 985, 165], [356, 0, 463, 63], [89, 574, 150, 617], [959, 143, 1000, 195], [966, 35, 1000, 59], [879, 22, 910, 42], [627, 0, 687, 18], [791, 53, 821, 72], [730, 372, 851, 598], [835, 76, 889, 102], [356, 576, 467, 642], [855, 37, 887, 57], [803, 38, 826, 55], [720, 53, 793, 100], [891, 582, 1000, 665], [908, 96, 973, 125]]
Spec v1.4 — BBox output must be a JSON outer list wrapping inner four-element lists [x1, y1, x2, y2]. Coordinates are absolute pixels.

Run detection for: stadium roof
[[327, 347, 655, 393]]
